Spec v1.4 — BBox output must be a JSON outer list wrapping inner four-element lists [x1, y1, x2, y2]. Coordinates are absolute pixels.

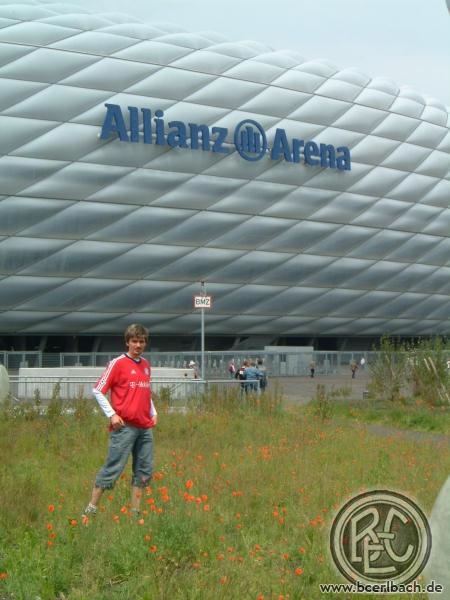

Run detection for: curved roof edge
[[1, 0, 448, 114]]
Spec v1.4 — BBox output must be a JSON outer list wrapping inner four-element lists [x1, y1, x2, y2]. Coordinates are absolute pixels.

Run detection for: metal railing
[[1, 350, 378, 377], [8, 376, 260, 403]]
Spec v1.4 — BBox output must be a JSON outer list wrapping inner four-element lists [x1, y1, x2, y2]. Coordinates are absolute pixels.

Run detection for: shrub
[[368, 336, 408, 402], [311, 384, 333, 421], [407, 337, 450, 406], [46, 382, 63, 420]]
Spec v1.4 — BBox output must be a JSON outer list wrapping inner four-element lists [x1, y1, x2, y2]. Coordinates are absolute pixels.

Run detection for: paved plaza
[[272, 371, 371, 405]]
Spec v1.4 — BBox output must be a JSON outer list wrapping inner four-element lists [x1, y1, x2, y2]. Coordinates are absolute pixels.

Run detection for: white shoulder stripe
[[95, 354, 125, 392]]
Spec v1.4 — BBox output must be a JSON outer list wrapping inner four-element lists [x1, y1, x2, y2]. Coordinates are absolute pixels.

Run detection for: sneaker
[[82, 503, 98, 518]]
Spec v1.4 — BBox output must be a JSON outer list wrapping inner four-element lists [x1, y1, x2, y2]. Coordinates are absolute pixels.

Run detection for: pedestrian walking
[[189, 360, 200, 379], [256, 358, 268, 391], [228, 359, 236, 378], [244, 360, 263, 393], [235, 359, 249, 395]]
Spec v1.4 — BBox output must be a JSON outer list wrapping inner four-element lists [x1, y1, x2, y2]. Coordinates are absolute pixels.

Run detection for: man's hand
[[152, 414, 158, 426], [110, 413, 124, 430]]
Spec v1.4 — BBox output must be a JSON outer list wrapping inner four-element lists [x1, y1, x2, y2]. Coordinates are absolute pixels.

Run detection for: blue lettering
[[100, 103, 129, 141], [154, 109, 165, 145], [128, 106, 139, 142], [211, 127, 229, 153], [100, 104, 351, 170], [292, 138, 304, 163], [336, 146, 352, 171], [271, 129, 292, 162], [189, 123, 210, 150], [240, 126, 262, 154], [319, 144, 336, 168], [141, 108, 152, 144], [167, 121, 188, 148], [304, 141, 320, 166]]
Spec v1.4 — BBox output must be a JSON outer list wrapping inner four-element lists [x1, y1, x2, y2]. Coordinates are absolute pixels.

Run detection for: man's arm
[[150, 398, 158, 425], [93, 358, 123, 429], [149, 362, 157, 425], [92, 387, 124, 429]]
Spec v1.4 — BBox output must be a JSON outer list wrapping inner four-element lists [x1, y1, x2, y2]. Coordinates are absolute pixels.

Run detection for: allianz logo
[[100, 103, 351, 171]]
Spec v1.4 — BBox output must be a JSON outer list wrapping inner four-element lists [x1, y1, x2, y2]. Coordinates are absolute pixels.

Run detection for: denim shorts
[[95, 425, 153, 489]]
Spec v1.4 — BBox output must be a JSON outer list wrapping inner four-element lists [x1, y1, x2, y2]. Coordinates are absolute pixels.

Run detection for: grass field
[[322, 395, 450, 435], [1, 392, 449, 600]]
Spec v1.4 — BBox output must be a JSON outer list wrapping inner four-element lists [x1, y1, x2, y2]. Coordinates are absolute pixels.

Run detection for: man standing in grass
[[83, 324, 157, 518]]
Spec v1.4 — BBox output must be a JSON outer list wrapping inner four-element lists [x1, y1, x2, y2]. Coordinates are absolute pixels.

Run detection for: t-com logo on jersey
[[100, 103, 351, 171]]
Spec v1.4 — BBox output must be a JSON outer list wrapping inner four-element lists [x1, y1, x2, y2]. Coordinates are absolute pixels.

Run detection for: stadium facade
[[0, 1, 450, 352]]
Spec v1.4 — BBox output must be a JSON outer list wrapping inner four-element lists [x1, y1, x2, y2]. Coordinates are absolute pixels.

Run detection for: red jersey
[[95, 354, 154, 429]]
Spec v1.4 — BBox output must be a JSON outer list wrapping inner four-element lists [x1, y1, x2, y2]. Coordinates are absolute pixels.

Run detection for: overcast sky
[[69, 0, 450, 106]]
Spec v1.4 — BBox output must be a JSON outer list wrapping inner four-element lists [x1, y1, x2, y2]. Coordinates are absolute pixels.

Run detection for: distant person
[[83, 323, 157, 519], [189, 360, 200, 379], [360, 357, 366, 370], [235, 359, 249, 394], [256, 358, 268, 391], [309, 360, 316, 378], [350, 359, 358, 379], [244, 360, 263, 393], [228, 359, 236, 378]]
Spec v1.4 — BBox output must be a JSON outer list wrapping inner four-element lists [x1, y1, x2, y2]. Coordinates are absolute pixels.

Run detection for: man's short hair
[[124, 323, 149, 343]]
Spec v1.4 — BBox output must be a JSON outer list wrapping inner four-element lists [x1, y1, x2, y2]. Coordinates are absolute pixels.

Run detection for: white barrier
[[0, 364, 9, 401], [16, 366, 196, 401]]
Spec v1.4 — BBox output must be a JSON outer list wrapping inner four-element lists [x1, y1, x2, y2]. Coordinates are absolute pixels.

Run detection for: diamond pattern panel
[[0, 1, 449, 336]]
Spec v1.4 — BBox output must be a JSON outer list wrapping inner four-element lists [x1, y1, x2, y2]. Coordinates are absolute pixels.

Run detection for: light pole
[[193, 281, 211, 379], [200, 280, 205, 380]]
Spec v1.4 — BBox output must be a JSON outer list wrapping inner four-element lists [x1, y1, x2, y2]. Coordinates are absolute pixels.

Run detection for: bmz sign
[[194, 295, 212, 309]]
